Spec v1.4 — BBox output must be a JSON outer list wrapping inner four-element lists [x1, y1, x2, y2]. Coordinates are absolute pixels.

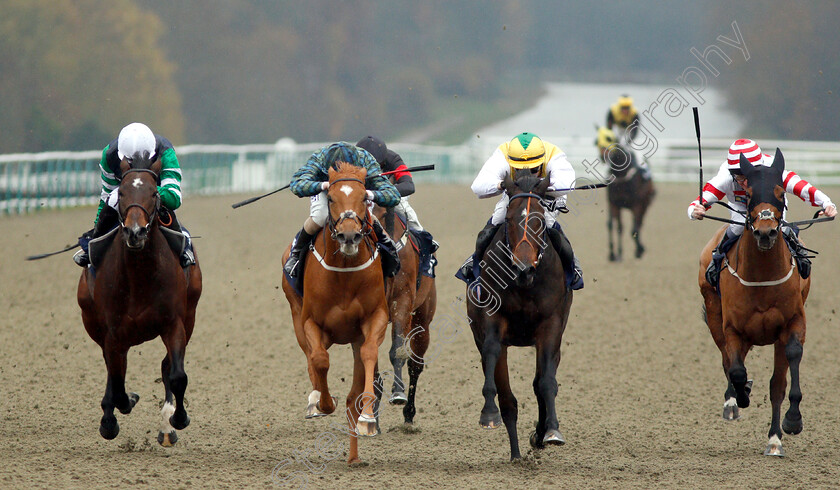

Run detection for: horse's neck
[[735, 232, 791, 280]]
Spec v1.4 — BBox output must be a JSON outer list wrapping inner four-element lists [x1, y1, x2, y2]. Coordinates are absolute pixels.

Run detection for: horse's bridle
[[507, 192, 547, 266], [117, 168, 160, 230], [326, 177, 373, 240]]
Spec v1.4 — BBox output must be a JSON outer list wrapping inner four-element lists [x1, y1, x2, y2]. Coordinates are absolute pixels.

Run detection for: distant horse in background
[[372, 204, 436, 426], [599, 131, 655, 261], [467, 174, 573, 461], [281, 162, 388, 465], [77, 154, 202, 447], [699, 151, 810, 457]]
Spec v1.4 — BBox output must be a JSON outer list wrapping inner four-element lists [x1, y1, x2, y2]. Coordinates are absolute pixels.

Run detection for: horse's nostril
[[768, 229, 778, 239], [353, 232, 363, 244], [753, 230, 761, 240]]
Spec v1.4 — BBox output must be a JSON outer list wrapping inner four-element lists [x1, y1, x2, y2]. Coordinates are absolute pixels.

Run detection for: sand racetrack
[[2, 182, 840, 489]]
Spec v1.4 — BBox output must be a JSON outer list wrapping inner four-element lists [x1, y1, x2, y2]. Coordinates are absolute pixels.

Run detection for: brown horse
[[372, 204, 436, 425], [699, 151, 809, 457], [282, 162, 389, 465], [467, 174, 573, 460], [601, 140, 655, 261], [77, 154, 202, 446]]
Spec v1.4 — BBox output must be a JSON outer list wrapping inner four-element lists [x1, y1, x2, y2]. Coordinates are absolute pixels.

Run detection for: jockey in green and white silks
[[73, 122, 195, 268]]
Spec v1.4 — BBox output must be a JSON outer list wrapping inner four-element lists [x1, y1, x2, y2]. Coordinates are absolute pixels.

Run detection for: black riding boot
[[372, 219, 401, 278], [161, 209, 196, 268], [547, 226, 584, 290], [284, 228, 316, 278], [706, 229, 741, 291], [456, 221, 500, 282], [782, 226, 812, 279], [73, 207, 119, 267]]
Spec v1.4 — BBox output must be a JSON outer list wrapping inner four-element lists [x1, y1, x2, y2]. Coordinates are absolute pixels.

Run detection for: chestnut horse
[[467, 174, 573, 460], [699, 151, 809, 457], [282, 162, 389, 465], [372, 204, 436, 425], [600, 139, 655, 261], [77, 154, 202, 446]]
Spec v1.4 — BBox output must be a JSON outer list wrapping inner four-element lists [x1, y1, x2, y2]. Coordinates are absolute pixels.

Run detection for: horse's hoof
[[170, 413, 190, 431], [305, 396, 338, 419], [608, 253, 618, 262], [763, 435, 784, 457], [529, 431, 544, 449], [356, 416, 379, 437], [99, 418, 119, 440], [479, 412, 502, 429], [389, 391, 408, 405], [117, 392, 140, 415], [783, 416, 803, 435], [543, 429, 566, 446], [722, 398, 740, 421], [157, 430, 178, 447], [635, 247, 645, 259], [745, 379, 753, 395]]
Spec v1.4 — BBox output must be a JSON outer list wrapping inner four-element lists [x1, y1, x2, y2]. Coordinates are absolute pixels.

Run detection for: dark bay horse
[[372, 204, 436, 425], [467, 174, 573, 460], [599, 134, 655, 261], [281, 162, 389, 465], [77, 154, 202, 446], [699, 151, 809, 457]]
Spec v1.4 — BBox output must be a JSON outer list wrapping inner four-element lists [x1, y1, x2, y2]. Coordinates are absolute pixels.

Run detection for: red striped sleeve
[[808, 186, 817, 205], [783, 171, 797, 188], [704, 183, 725, 199], [392, 164, 411, 182], [793, 180, 807, 196]]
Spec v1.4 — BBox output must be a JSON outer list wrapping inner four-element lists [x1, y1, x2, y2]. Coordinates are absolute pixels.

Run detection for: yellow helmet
[[596, 127, 617, 150], [618, 95, 634, 108], [507, 132, 546, 169]]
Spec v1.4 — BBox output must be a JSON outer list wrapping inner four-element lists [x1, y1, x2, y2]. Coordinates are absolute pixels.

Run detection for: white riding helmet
[[117, 122, 156, 160]]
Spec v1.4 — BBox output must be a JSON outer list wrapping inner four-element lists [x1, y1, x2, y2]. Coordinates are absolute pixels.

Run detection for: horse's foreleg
[[387, 306, 410, 405], [99, 345, 138, 440], [614, 206, 624, 261], [403, 314, 431, 425], [161, 323, 190, 431], [478, 320, 503, 429], [531, 339, 564, 451], [764, 341, 789, 456], [632, 206, 646, 259], [607, 214, 616, 262], [157, 355, 178, 446], [346, 344, 365, 465], [356, 310, 388, 437], [303, 318, 335, 418], [494, 348, 521, 460], [782, 331, 804, 436], [724, 333, 751, 409]]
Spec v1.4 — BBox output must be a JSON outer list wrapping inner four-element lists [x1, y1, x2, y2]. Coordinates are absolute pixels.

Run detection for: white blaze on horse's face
[[132, 177, 143, 188], [340, 185, 353, 197]]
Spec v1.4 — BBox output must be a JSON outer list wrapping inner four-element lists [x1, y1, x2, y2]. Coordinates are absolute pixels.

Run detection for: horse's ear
[[119, 159, 131, 178], [771, 148, 785, 174], [739, 153, 753, 177], [150, 157, 162, 176], [501, 173, 515, 194], [535, 177, 552, 196]]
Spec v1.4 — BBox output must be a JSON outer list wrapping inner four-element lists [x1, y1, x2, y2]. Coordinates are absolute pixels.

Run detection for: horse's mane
[[125, 152, 157, 170], [329, 161, 368, 181], [513, 174, 542, 193]]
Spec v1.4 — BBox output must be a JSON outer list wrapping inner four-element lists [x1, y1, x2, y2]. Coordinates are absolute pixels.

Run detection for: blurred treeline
[[1, 0, 838, 153]]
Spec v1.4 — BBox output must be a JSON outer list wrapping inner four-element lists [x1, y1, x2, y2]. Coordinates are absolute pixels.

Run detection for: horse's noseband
[[748, 208, 780, 232]]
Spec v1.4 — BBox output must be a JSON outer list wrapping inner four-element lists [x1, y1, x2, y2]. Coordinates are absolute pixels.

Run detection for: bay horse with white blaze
[[373, 204, 436, 425], [468, 174, 573, 461], [699, 150, 809, 457], [599, 132, 655, 261], [77, 154, 202, 446], [282, 162, 389, 465]]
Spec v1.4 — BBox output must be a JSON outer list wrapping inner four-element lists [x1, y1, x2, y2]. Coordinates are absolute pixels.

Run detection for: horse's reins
[[508, 192, 546, 266], [117, 168, 160, 230]]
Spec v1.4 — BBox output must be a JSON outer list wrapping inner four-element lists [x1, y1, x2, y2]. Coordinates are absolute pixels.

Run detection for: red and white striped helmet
[[727, 139, 763, 174]]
